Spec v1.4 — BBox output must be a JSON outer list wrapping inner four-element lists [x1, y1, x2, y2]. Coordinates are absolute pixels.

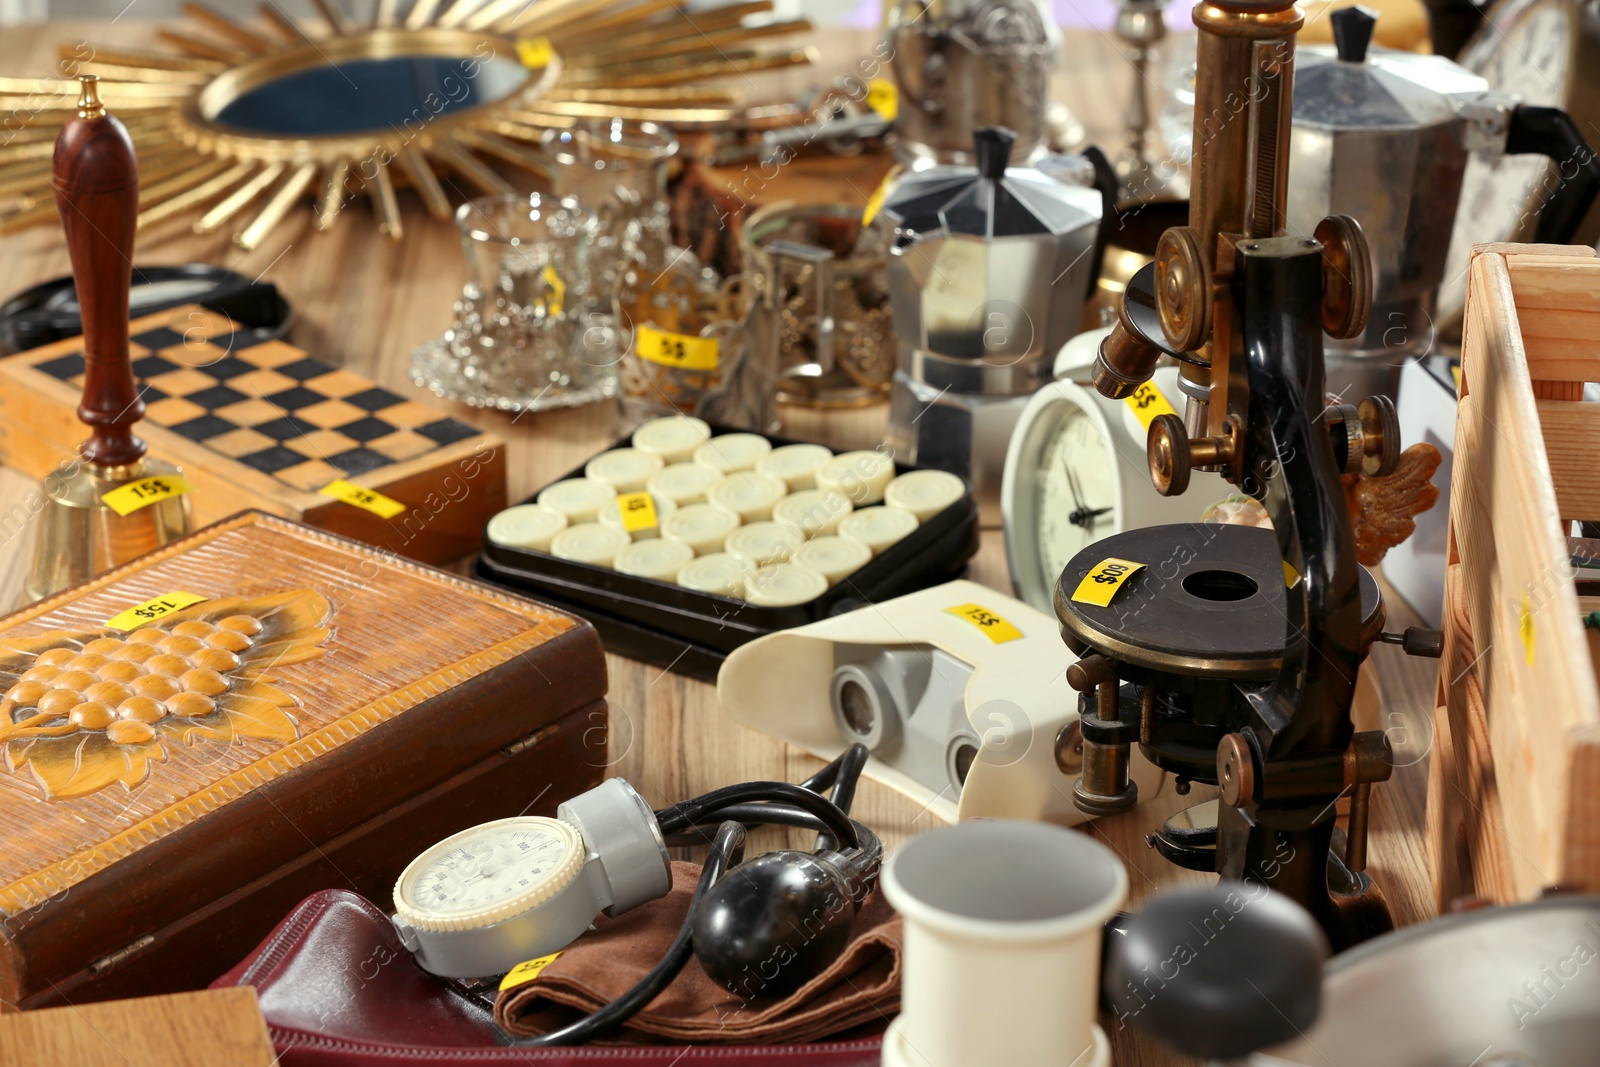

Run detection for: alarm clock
[[1437, 0, 1599, 327], [1000, 328, 1221, 613]]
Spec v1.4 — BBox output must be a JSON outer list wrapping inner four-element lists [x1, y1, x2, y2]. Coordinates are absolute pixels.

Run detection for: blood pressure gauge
[[392, 778, 671, 978], [1000, 328, 1221, 612]]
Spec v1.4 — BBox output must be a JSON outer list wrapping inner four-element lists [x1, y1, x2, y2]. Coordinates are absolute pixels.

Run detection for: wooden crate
[[1427, 243, 1600, 905], [0, 305, 505, 564]]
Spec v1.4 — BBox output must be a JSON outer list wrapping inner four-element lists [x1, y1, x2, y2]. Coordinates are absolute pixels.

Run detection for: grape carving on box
[[0, 590, 331, 800]]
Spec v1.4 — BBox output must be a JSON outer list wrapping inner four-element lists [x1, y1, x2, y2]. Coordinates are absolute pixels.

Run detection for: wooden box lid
[[0, 512, 606, 1002]]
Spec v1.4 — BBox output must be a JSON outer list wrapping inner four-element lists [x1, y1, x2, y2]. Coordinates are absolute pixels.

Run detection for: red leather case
[[214, 889, 886, 1067]]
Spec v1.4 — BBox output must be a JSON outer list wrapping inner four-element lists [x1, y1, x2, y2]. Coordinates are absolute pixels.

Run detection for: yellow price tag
[[862, 163, 902, 227], [101, 474, 194, 517], [1520, 593, 1535, 666], [1124, 381, 1178, 432], [944, 603, 1023, 644], [499, 952, 562, 992], [617, 491, 659, 533], [106, 592, 208, 632], [517, 36, 553, 69], [1283, 560, 1300, 587], [1070, 558, 1146, 608], [637, 325, 718, 372], [541, 264, 565, 315], [319, 479, 405, 520], [865, 78, 897, 121]]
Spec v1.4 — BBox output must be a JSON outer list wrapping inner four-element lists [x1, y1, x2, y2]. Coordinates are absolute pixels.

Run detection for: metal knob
[[1331, 5, 1378, 64], [1147, 413, 1191, 496], [1357, 394, 1400, 476]]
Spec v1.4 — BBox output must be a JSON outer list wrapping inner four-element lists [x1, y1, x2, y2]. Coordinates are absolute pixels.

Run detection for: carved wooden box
[[0, 512, 608, 1010], [0, 305, 506, 564]]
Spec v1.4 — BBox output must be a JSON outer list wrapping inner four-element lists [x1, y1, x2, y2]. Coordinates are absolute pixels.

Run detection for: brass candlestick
[[26, 76, 190, 605]]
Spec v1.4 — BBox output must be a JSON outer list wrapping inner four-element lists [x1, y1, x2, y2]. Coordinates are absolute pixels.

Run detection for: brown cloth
[[495, 861, 902, 1044]]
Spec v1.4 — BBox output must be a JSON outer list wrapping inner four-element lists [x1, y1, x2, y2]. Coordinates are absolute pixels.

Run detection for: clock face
[[1034, 405, 1117, 597], [1438, 0, 1575, 324]]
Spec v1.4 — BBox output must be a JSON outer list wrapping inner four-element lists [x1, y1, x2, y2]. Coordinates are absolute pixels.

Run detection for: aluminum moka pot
[[1288, 5, 1600, 397], [879, 127, 1109, 524]]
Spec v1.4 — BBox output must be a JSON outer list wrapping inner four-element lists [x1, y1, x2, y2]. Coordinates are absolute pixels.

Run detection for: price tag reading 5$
[[944, 603, 1023, 644], [1124, 381, 1178, 432], [865, 78, 898, 121], [637, 325, 718, 372], [106, 592, 208, 632], [101, 473, 194, 517], [617, 491, 659, 533], [320, 479, 406, 519], [499, 952, 562, 992], [1071, 558, 1146, 608]]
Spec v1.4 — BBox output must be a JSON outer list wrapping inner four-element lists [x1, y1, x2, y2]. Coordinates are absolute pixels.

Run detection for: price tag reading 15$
[[944, 603, 1023, 644], [636, 325, 718, 372], [1070, 558, 1146, 608], [1123, 381, 1178, 432], [101, 473, 194, 517], [106, 592, 208, 632]]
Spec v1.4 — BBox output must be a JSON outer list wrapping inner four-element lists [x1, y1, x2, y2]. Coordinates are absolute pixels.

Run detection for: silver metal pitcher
[[1288, 5, 1599, 398], [886, 0, 1062, 168], [879, 127, 1107, 524]]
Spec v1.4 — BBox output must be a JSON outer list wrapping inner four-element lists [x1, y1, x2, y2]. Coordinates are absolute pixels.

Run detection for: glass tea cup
[[411, 194, 618, 412]]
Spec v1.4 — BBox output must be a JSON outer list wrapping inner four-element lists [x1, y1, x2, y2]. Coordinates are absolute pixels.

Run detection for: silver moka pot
[[886, 0, 1062, 168], [881, 127, 1108, 524], [1289, 5, 1599, 397]]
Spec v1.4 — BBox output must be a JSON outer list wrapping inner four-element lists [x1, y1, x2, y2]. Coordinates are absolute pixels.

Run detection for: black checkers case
[[0, 303, 506, 564], [475, 428, 981, 681]]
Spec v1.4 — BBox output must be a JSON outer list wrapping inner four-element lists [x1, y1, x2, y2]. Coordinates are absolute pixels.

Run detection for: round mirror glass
[[208, 43, 531, 136]]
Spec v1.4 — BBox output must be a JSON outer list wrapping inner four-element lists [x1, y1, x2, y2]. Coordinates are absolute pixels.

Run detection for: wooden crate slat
[[1537, 400, 1600, 519], [1430, 244, 1600, 906]]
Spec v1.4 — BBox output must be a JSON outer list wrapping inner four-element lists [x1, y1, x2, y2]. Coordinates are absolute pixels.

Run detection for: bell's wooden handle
[[53, 75, 144, 468]]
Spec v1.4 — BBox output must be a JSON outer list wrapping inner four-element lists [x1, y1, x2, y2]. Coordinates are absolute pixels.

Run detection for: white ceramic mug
[[881, 820, 1127, 1067]]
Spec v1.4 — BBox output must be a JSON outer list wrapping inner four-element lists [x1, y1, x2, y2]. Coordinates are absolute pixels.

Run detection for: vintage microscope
[[1056, 0, 1416, 949]]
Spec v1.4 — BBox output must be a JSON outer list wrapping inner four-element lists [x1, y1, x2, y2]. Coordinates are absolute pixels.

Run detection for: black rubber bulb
[[1103, 885, 1328, 1060], [692, 850, 868, 1001]]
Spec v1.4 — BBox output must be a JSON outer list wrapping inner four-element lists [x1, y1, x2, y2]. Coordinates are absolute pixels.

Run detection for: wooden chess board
[[0, 305, 505, 564]]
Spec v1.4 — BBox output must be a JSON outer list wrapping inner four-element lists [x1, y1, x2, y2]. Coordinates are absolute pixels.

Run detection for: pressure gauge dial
[[391, 778, 672, 978], [1001, 329, 1223, 613], [393, 817, 585, 933]]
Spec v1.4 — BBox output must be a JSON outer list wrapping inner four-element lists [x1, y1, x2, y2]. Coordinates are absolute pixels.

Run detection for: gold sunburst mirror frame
[[0, 0, 815, 248]]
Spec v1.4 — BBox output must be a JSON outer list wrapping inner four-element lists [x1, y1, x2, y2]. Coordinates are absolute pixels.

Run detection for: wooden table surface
[[0, 20, 1444, 1065]]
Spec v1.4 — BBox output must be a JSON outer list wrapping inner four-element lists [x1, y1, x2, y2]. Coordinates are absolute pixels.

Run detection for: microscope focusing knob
[[1146, 413, 1192, 497], [1314, 215, 1373, 341]]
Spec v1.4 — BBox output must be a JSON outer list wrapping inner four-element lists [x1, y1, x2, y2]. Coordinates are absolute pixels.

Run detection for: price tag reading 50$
[[1070, 558, 1146, 608], [101, 473, 194, 517], [637, 325, 718, 372]]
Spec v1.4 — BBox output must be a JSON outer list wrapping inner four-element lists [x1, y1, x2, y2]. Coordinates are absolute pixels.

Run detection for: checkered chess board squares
[[30, 315, 480, 493]]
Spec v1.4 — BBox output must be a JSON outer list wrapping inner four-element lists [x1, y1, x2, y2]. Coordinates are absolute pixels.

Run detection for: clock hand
[[1062, 463, 1110, 529]]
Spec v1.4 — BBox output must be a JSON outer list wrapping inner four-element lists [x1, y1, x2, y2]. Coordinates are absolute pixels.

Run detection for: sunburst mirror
[[0, 0, 814, 248]]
